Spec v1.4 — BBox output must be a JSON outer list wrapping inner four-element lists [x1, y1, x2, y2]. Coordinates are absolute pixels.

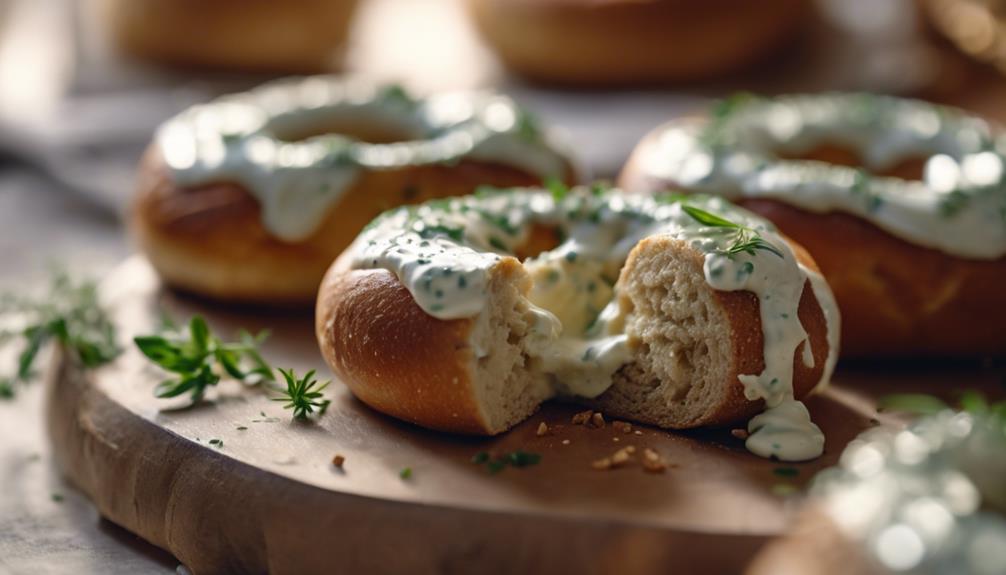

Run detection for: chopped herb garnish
[[208, 438, 223, 448], [773, 466, 799, 478], [471, 450, 541, 474], [135, 316, 273, 405], [399, 467, 413, 480], [0, 273, 120, 399], [682, 205, 784, 259], [51, 493, 64, 503], [272, 368, 331, 420], [546, 178, 568, 201]]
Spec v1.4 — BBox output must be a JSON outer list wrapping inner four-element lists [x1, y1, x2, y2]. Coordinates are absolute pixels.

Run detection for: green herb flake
[[773, 466, 799, 478], [471, 450, 541, 474], [0, 272, 120, 400], [399, 467, 413, 480], [272, 368, 331, 421]]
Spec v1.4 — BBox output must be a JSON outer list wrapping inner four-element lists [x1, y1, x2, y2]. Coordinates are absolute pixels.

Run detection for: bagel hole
[[514, 224, 564, 261], [273, 119, 420, 144], [778, 143, 927, 181]]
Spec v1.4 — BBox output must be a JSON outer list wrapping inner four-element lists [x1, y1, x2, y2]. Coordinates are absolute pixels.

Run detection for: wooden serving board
[[45, 257, 1006, 575]]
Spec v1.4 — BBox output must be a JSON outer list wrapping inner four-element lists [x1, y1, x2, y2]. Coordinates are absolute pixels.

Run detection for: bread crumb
[[612, 421, 633, 434], [536, 422, 549, 437], [731, 428, 750, 440], [572, 410, 593, 425], [590, 412, 606, 428], [592, 457, 612, 470], [625, 445, 636, 454], [612, 437, 620, 442], [561, 439, 570, 445], [633, 430, 643, 436], [611, 448, 633, 466], [332, 454, 345, 468], [642, 448, 667, 473]]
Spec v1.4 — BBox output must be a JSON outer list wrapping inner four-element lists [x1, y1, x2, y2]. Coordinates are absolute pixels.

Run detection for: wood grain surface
[[43, 257, 1006, 574]]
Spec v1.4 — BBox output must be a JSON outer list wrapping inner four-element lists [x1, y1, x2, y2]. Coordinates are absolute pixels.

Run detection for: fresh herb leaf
[[682, 205, 784, 259], [546, 178, 568, 201], [135, 316, 273, 405], [272, 368, 330, 420], [682, 205, 741, 229], [399, 467, 413, 480], [0, 273, 119, 399]]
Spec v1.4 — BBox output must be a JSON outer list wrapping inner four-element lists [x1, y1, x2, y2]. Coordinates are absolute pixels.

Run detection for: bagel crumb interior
[[469, 235, 737, 433]]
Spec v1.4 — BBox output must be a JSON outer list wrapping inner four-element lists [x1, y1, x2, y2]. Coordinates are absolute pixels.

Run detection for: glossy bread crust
[[465, 0, 812, 86], [131, 145, 565, 305]]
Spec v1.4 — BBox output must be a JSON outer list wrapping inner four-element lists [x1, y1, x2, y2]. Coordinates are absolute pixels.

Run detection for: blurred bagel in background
[[100, 0, 360, 73], [464, 0, 814, 86]]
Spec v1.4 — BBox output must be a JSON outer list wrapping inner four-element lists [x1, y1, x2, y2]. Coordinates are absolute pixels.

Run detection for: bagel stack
[[317, 186, 840, 461]]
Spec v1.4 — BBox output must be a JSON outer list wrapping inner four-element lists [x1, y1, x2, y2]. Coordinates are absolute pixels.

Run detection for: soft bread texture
[[588, 235, 828, 428], [620, 137, 1006, 358], [465, 0, 812, 86], [131, 146, 572, 305], [100, 0, 359, 73], [316, 232, 829, 435]]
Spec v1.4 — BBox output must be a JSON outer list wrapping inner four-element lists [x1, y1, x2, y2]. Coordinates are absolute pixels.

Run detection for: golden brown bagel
[[465, 0, 813, 86], [100, 0, 360, 73], [132, 147, 572, 306], [316, 189, 834, 438], [131, 79, 577, 305], [619, 94, 1006, 358]]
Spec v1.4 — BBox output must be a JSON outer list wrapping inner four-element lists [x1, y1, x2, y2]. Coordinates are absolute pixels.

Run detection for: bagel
[[316, 186, 840, 461], [99, 0, 360, 73], [131, 77, 576, 305], [464, 0, 813, 86], [748, 409, 1006, 575], [620, 93, 1006, 358]]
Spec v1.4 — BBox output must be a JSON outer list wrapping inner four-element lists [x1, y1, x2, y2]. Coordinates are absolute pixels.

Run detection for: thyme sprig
[[0, 273, 119, 399], [272, 368, 330, 420], [682, 205, 784, 259], [134, 316, 273, 404]]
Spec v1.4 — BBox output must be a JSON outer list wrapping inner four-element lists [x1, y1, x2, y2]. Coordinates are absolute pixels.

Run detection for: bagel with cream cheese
[[465, 0, 813, 86], [100, 0, 360, 73], [131, 77, 576, 305], [620, 93, 1006, 358], [748, 408, 1006, 575], [316, 185, 840, 462]]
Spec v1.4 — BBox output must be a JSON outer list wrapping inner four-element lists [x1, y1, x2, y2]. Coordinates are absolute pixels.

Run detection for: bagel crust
[[619, 94, 1006, 357], [465, 0, 812, 85], [317, 187, 839, 461], [131, 79, 575, 304], [100, 0, 359, 73], [132, 146, 556, 305]]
